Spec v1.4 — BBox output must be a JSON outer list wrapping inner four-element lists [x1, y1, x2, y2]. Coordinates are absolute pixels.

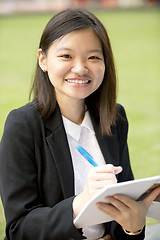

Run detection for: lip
[[65, 77, 91, 85]]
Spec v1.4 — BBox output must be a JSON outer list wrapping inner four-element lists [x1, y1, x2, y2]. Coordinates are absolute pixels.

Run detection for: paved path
[[145, 224, 160, 240]]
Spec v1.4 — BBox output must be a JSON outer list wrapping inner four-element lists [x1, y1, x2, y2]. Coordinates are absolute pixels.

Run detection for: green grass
[[0, 9, 160, 239]]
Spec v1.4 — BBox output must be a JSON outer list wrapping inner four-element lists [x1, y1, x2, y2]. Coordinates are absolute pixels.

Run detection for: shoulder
[[3, 102, 43, 136], [7, 102, 40, 121], [6, 102, 41, 124], [0, 103, 46, 153], [117, 104, 128, 120], [116, 104, 128, 126], [114, 104, 129, 142]]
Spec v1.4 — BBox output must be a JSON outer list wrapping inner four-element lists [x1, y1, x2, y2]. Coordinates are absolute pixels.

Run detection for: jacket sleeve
[[0, 109, 84, 240]]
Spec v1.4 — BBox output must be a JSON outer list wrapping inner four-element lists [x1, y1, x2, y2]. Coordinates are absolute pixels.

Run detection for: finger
[[105, 195, 130, 212], [93, 164, 122, 174], [94, 179, 118, 189], [114, 166, 123, 175], [93, 172, 118, 181], [142, 186, 160, 208], [94, 164, 115, 173], [96, 201, 120, 219], [88, 171, 116, 183], [113, 194, 137, 209]]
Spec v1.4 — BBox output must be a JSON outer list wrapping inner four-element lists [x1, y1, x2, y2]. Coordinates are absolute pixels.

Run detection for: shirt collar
[[81, 111, 95, 134], [62, 111, 95, 142]]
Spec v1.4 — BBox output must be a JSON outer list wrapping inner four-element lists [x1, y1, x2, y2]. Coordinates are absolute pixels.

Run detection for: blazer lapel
[[45, 105, 74, 198]]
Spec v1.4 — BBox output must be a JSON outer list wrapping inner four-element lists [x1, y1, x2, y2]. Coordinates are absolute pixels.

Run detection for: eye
[[61, 54, 72, 59], [89, 56, 101, 60]]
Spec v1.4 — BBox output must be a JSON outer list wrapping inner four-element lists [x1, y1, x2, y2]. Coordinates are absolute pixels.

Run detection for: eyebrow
[[88, 49, 103, 54], [57, 48, 73, 52], [57, 47, 103, 54]]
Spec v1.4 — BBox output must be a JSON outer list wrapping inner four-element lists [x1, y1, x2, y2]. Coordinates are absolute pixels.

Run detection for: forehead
[[50, 28, 102, 51]]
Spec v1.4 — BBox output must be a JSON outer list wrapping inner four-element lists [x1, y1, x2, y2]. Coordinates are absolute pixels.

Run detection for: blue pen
[[76, 145, 98, 167]]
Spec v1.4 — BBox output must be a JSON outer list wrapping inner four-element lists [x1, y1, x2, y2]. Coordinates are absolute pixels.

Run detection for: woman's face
[[38, 29, 105, 105]]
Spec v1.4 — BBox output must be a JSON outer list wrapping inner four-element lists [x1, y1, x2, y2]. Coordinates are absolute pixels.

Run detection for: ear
[[37, 48, 47, 72]]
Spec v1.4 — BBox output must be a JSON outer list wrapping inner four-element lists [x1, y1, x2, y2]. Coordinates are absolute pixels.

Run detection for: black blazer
[[0, 103, 145, 240]]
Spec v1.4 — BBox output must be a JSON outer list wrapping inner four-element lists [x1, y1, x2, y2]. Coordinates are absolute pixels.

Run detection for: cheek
[[95, 65, 105, 83], [47, 61, 59, 75], [47, 61, 69, 81]]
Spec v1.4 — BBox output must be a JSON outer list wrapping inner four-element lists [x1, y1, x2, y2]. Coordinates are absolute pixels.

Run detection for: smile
[[65, 79, 91, 84]]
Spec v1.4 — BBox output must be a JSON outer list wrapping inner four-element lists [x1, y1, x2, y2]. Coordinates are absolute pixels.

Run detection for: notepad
[[74, 175, 160, 228]]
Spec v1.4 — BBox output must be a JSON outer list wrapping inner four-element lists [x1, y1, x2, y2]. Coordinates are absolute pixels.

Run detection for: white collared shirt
[[62, 111, 106, 240]]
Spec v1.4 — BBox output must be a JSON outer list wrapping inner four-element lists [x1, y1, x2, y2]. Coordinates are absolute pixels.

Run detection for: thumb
[[142, 186, 160, 209]]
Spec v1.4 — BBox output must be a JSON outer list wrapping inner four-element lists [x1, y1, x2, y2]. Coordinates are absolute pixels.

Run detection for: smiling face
[[38, 28, 105, 107]]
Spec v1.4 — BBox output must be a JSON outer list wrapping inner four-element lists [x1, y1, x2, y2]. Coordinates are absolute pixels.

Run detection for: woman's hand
[[96, 186, 160, 233], [72, 164, 122, 219], [82, 164, 122, 198]]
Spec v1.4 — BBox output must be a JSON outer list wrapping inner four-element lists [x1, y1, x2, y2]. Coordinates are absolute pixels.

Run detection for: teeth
[[66, 79, 89, 84]]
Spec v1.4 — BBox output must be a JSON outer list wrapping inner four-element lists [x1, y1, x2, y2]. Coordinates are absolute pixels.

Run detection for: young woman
[[0, 9, 159, 240]]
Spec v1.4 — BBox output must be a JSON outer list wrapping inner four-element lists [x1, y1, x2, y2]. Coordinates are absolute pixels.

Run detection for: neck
[[57, 99, 85, 125]]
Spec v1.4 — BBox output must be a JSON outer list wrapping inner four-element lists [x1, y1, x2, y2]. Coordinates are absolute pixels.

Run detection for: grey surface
[[145, 224, 160, 240]]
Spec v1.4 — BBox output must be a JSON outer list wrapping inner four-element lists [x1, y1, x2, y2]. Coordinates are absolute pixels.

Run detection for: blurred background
[[0, 0, 160, 239], [0, 0, 160, 14]]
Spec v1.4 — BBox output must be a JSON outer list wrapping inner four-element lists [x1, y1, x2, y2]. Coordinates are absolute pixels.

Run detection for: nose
[[71, 61, 89, 75]]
